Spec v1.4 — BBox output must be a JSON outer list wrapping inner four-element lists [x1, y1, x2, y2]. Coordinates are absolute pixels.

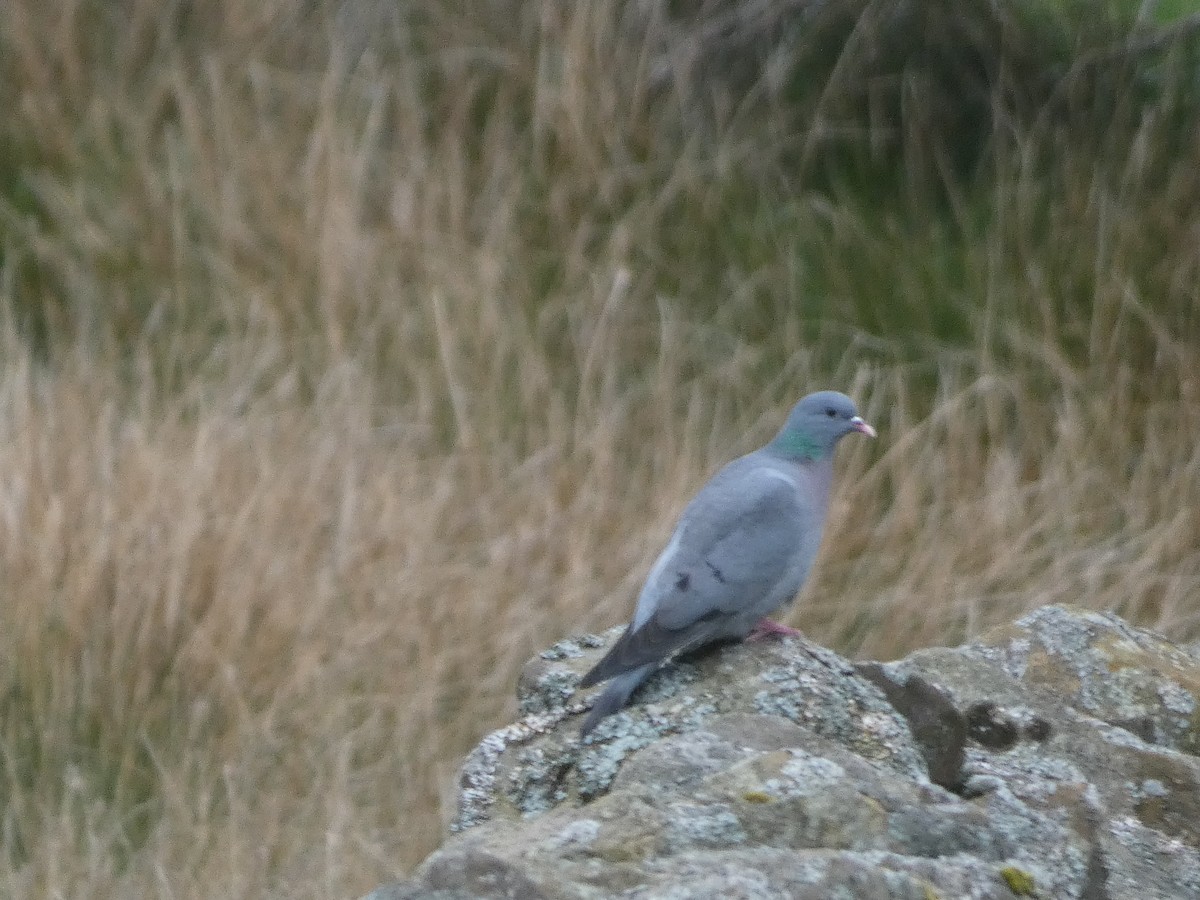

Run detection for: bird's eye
[[825, 407, 837, 418]]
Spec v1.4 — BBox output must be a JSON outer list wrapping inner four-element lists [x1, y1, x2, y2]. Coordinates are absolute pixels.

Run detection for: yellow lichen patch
[[741, 790, 772, 804], [1023, 649, 1083, 696], [1096, 634, 1150, 672], [999, 865, 1037, 896], [1095, 631, 1200, 691]]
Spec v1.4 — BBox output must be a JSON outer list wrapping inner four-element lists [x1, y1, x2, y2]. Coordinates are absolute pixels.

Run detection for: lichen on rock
[[369, 606, 1200, 899]]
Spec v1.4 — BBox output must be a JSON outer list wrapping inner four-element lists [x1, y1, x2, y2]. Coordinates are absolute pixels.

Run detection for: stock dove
[[578, 390, 875, 735]]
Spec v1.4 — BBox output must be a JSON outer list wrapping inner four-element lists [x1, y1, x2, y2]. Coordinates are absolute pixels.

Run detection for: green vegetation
[[999, 863, 1038, 895], [1, 0, 1198, 895]]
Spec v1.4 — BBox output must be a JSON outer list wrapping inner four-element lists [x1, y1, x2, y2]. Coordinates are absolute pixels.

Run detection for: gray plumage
[[579, 390, 875, 736]]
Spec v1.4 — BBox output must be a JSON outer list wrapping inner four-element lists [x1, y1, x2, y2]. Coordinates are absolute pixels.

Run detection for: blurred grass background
[[1, 0, 1199, 895]]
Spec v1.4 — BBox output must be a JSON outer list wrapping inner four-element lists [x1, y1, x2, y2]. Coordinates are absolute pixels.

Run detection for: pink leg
[[747, 618, 804, 642]]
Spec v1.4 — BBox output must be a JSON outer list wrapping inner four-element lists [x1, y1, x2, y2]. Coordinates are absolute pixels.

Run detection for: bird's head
[[771, 390, 875, 460]]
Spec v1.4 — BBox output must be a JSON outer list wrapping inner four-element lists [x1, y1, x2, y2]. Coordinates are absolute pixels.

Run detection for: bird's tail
[[579, 664, 655, 737]]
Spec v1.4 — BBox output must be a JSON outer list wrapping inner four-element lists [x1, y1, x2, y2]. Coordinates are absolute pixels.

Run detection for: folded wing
[[580, 466, 807, 688]]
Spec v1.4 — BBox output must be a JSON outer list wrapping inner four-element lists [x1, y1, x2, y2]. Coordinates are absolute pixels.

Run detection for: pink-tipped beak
[[850, 416, 876, 438]]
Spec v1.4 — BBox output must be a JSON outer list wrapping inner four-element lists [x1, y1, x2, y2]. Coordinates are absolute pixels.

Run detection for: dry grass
[[1, 0, 1199, 896]]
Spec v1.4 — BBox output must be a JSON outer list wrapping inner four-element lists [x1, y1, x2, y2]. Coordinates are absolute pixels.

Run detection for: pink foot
[[747, 619, 804, 642]]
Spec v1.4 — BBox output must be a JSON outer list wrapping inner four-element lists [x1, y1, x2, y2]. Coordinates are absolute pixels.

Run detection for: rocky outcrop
[[367, 606, 1200, 899]]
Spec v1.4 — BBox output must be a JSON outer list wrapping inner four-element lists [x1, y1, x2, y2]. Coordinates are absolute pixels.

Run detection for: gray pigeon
[[578, 390, 875, 736]]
